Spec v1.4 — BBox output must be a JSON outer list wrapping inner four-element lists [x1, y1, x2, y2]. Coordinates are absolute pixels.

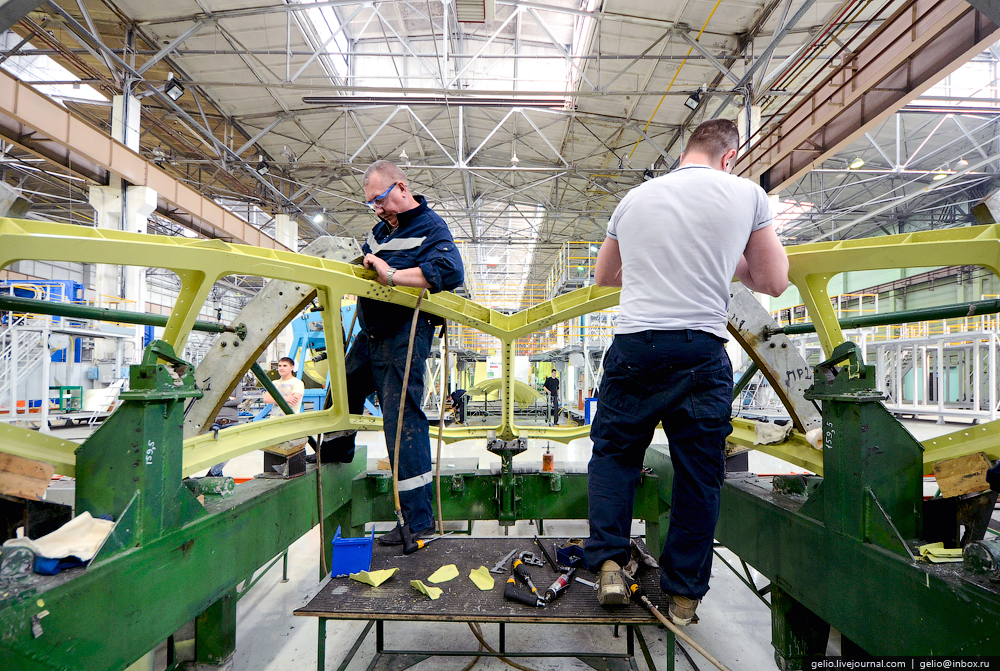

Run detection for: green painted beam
[[771, 298, 1000, 336], [0, 294, 240, 335], [0, 456, 364, 671]]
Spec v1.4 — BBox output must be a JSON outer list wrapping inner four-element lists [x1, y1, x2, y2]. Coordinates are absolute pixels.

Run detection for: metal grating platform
[[295, 537, 670, 624]]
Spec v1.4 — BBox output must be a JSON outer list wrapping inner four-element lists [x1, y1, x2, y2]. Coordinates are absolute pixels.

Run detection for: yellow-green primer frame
[[2, 218, 999, 478]]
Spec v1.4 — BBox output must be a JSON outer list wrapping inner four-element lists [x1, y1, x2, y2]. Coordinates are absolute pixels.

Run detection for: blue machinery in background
[[251, 304, 377, 421]]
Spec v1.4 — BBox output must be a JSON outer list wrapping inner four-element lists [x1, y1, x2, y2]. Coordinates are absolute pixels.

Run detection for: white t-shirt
[[607, 164, 774, 339], [270, 377, 305, 416]]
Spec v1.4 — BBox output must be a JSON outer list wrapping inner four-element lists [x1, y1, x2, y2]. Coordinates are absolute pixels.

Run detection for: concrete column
[[738, 105, 763, 181], [112, 94, 141, 151], [272, 214, 298, 362], [88, 94, 157, 365], [126, 186, 156, 359], [738, 105, 761, 149], [89, 186, 122, 310], [275, 213, 297, 250]]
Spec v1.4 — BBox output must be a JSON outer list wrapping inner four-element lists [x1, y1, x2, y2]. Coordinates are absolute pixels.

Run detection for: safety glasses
[[365, 182, 397, 210]]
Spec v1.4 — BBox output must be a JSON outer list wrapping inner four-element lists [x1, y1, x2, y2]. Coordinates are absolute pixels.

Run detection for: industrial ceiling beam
[[738, 0, 1000, 194], [0, 0, 43, 34], [0, 68, 286, 249]]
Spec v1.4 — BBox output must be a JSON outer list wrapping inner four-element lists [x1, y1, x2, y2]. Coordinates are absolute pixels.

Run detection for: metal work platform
[[296, 536, 676, 670]]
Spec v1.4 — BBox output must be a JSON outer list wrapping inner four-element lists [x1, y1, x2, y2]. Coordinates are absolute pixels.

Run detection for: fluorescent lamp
[[849, 156, 865, 170], [303, 95, 565, 108]]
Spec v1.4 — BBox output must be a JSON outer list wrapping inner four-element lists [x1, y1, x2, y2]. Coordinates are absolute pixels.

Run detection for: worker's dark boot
[[597, 560, 629, 607], [667, 595, 698, 625], [377, 525, 433, 546], [318, 430, 357, 464]]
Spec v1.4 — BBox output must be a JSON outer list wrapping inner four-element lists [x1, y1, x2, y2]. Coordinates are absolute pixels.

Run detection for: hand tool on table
[[518, 551, 545, 567], [503, 575, 546, 607], [543, 567, 576, 602], [490, 548, 519, 574], [408, 531, 454, 553], [512, 552, 542, 598], [619, 572, 732, 671], [533, 535, 561, 572]]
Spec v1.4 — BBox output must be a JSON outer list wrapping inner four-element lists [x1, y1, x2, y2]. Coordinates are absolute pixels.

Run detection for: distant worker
[[584, 120, 789, 625], [543, 370, 560, 426], [264, 357, 304, 415], [320, 160, 463, 546]]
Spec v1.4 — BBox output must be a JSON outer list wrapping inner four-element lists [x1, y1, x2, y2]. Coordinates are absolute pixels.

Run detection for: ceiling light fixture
[[400, 148, 410, 166], [255, 155, 270, 176], [510, 152, 519, 167], [312, 211, 325, 224], [932, 171, 949, 180], [956, 157, 969, 169], [643, 167, 655, 181], [683, 90, 701, 111], [849, 156, 865, 170], [164, 74, 185, 101]]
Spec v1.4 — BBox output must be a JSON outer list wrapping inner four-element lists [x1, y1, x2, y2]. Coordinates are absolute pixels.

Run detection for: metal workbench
[[295, 536, 677, 671]]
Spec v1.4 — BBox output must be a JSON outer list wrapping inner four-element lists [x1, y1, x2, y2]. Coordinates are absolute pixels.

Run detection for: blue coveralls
[[322, 196, 463, 534]]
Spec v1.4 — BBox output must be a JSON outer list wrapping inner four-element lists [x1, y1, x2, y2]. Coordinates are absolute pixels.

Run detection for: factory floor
[[181, 429, 813, 671], [45, 418, 986, 670]]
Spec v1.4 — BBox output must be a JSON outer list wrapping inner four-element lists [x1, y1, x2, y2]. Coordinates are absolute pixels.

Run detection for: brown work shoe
[[597, 561, 630, 607], [667, 595, 698, 626]]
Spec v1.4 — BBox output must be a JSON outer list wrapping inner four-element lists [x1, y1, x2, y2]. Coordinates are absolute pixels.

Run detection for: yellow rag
[[350, 568, 399, 587], [410, 580, 443, 600], [427, 564, 459, 584], [468, 566, 495, 591]]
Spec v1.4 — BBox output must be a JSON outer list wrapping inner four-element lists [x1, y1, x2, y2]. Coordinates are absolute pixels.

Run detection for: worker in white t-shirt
[[585, 119, 789, 625], [264, 357, 304, 416]]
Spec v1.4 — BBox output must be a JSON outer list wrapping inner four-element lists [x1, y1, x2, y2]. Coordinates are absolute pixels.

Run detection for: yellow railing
[[544, 241, 602, 298]]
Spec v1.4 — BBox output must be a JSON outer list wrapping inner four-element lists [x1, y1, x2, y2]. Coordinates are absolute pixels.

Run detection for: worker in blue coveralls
[[584, 119, 789, 625], [319, 160, 463, 546]]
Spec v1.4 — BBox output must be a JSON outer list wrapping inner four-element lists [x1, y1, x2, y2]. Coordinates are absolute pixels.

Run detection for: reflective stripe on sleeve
[[366, 231, 427, 255]]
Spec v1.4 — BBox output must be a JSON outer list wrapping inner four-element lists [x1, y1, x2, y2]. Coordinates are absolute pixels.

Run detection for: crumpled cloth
[[754, 421, 793, 445], [2, 512, 114, 561]]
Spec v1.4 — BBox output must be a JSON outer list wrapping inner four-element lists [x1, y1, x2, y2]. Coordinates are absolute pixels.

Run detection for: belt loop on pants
[[644, 331, 652, 343], [686, 329, 693, 342]]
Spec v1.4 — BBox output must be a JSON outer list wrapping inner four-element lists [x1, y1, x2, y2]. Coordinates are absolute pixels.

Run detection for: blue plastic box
[[329, 526, 374, 577]]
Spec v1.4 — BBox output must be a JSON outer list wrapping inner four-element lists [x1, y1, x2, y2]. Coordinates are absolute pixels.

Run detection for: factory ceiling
[[1, 0, 1000, 310]]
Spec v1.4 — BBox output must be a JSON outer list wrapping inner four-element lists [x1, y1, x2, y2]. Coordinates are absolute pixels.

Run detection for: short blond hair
[[363, 160, 407, 187]]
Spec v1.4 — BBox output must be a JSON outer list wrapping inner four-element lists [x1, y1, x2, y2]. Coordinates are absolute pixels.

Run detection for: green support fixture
[[75, 341, 207, 562], [708, 343, 999, 664], [0, 341, 366, 671]]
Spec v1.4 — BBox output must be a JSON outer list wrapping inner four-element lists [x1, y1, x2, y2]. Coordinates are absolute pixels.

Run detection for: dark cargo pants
[[584, 329, 733, 600], [320, 319, 436, 534]]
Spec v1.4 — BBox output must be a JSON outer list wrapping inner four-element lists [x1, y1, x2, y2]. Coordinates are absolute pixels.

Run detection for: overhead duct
[[455, 0, 495, 22], [972, 189, 1000, 224], [0, 182, 31, 218]]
